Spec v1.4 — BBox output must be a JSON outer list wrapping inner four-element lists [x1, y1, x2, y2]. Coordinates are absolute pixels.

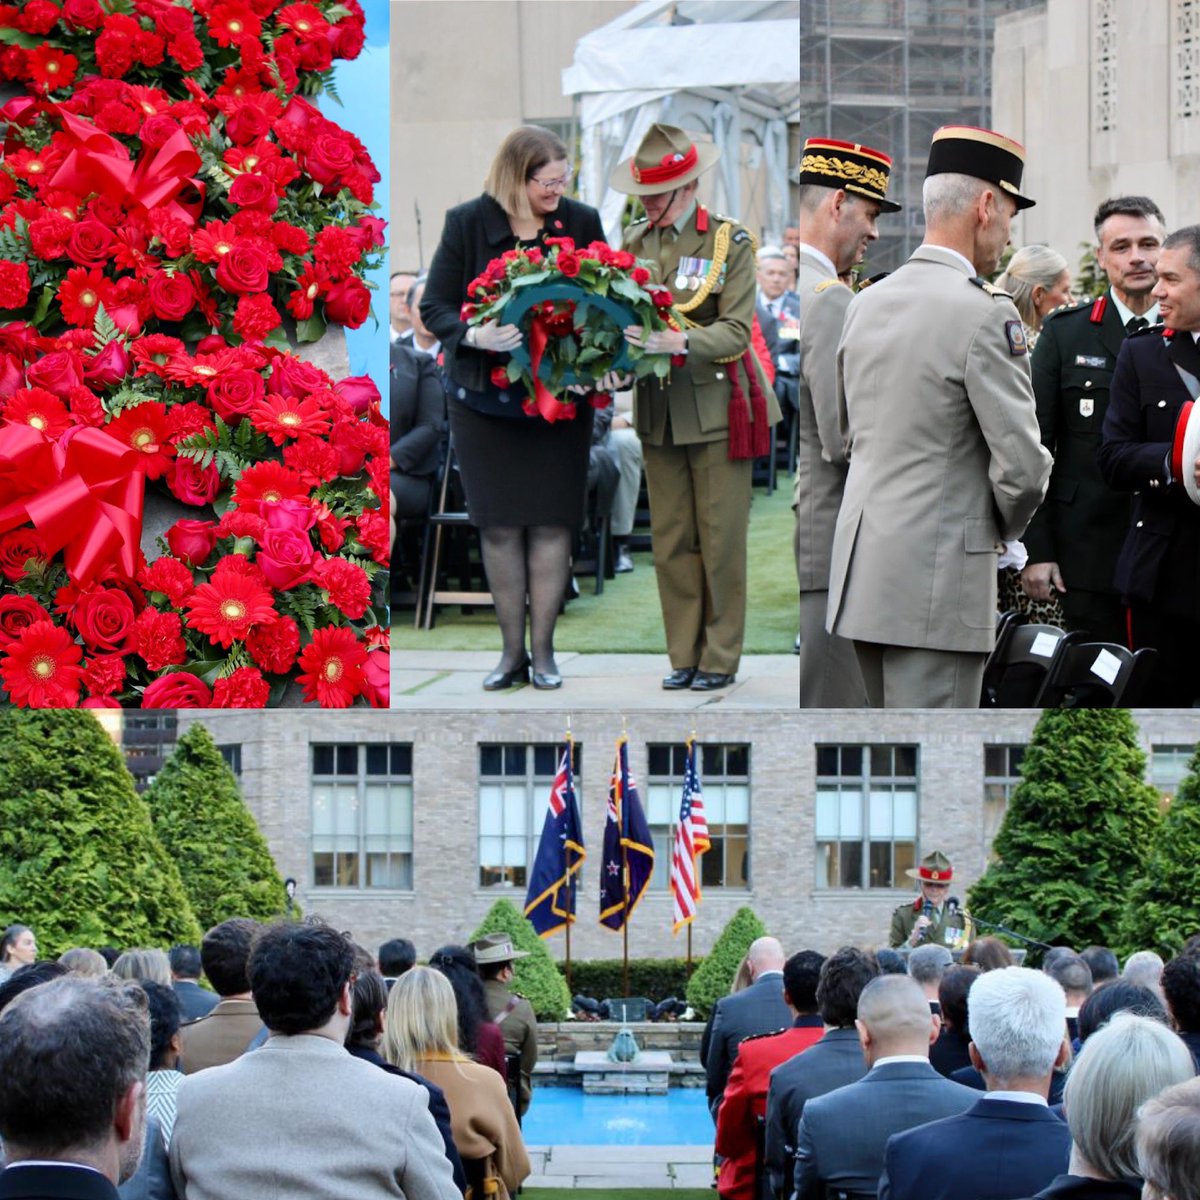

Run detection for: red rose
[[166, 457, 220, 507], [613, 250, 636, 269], [206, 368, 266, 420], [0, 261, 30, 310], [61, 0, 105, 28], [73, 587, 137, 653], [362, 646, 388, 707], [270, 357, 328, 399], [632, 266, 651, 285], [305, 131, 356, 186], [490, 365, 510, 389], [66, 220, 116, 269], [227, 173, 278, 213], [323, 277, 370, 329], [262, 499, 316, 534], [0, 595, 51, 646], [165, 518, 218, 566], [350, 216, 386, 250], [147, 271, 197, 322], [212, 665, 270, 708], [225, 105, 272, 146], [256, 526, 316, 590], [83, 340, 131, 388], [557, 251, 580, 277], [142, 673, 213, 708], [333, 374, 379, 416], [26, 350, 84, 397], [215, 242, 271, 295]]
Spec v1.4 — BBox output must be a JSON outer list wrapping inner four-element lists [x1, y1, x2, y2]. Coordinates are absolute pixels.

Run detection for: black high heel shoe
[[483, 655, 530, 691], [532, 670, 562, 690]]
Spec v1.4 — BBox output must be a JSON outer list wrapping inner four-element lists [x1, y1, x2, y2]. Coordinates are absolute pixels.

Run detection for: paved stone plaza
[[524, 1144, 714, 1190]]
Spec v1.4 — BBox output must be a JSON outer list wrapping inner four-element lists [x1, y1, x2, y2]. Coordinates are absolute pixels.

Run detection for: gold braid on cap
[[673, 221, 759, 363], [801, 153, 890, 196]]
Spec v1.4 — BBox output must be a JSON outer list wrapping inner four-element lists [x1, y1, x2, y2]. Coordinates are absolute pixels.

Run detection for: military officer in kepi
[[612, 124, 780, 692], [889, 851, 968, 949]]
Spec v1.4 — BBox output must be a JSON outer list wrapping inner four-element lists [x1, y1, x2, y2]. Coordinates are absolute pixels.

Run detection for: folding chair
[[1035, 642, 1159, 707], [980, 621, 1081, 707]]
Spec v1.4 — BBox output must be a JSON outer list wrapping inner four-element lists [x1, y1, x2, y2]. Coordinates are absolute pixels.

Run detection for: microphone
[[948, 896, 961, 913], [918, 898, 934, 942]]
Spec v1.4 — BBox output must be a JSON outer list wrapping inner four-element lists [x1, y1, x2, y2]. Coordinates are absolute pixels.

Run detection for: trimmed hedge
[[469, 898, 572, 1021], [565, 957, 700, 1004], [685, 906, 768, 1018], [144, 724, 286, 931], [0, 711, 201, 957]]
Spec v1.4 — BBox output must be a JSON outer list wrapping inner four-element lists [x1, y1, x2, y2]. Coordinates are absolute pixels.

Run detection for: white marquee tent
[[563, 0, 800, 244]]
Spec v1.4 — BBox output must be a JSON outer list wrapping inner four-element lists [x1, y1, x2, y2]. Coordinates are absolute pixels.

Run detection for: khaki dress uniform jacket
[[826, 246, 1052, 701], [482, 976, 538, 1118], [623, 207, 781, 675], [888, 899, 966, 948], [793, 249, 866, 706]]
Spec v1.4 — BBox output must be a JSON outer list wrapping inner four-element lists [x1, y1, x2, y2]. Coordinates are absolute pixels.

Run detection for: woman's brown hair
[[484, 125, 569, 221]]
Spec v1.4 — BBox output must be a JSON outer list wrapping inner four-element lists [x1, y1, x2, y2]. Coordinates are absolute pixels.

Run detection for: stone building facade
[[176, 710, 1200, 962]]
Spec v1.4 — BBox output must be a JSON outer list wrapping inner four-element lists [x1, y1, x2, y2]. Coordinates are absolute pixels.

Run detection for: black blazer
[[0, 1163, 121, 1199], [172, 980, 217, 1024], [420, 192, 606, 395], [703, 972, 792, 1106], [390, 342, 446, 480], [1098, 327, 1200, 612]]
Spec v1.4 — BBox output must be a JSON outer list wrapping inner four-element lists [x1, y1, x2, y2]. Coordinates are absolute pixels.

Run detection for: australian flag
[[599, 736, 656, 931], [523, 738, 586, 937]]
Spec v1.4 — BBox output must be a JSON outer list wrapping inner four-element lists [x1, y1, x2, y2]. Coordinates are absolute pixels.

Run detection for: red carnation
[[16, 0, 61, 35], [0, 620, 85, 708], [0, 261, 30, 310], [138, 556, 196, 608], [233, 294, 281, 341], [296, 625, 366, 708], [186, 571, 276, 648], [313, 226, 361, 277], [212, 665, 270, 708], [142, 673, 213, 709], [246, 614, 301, 674], [632, 266, 651, 286], [133, 608, 187, 671], [314, 557, 372, 619]]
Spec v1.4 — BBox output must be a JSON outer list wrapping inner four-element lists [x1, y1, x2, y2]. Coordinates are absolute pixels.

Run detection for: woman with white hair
[[1019, 1013, 1195, 1199], [384, 966, 529, 1198], [1138, 1076, 1200, 1200]]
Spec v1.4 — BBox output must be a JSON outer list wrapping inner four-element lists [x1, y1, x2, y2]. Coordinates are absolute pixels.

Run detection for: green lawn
[[393, 481, 797, 654]]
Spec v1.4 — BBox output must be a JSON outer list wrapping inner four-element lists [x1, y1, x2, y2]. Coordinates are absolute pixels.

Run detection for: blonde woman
[[384, 966, 530, 1199], [111, 947, 173, 986]]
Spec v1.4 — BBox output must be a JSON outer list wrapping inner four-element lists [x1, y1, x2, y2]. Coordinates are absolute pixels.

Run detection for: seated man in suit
[[170, 921, 459, 1200], [794, 975, 978, 1200], [880, 966, 1071, 1200], [703, 937, 792, 1120], [714, 950, 827, 1200], [0, 975, 151, 1200], [763, 946, 879, 1199], [179, 918, 263, 1074]]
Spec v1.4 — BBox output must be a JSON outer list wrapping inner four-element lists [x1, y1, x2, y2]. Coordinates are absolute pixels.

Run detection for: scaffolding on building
[[799, 0, 1045, 272]]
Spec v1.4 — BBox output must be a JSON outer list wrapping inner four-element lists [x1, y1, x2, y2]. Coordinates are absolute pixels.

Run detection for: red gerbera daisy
[[234, 461, 309, 507], [25, 46, 79, 95], [249, 392, 331, 446], [191, 219, 239, 264], [57, 267, 113, 328], [276, 3, 330, 40], [185, 570, 276, 648], [4, 388, 72, 437], [0, 619, 85, 708], [296, 626, 366, 708], [131, 334, 187, 378], [206, 2, 262, 47], [104, 402, 175, 479]]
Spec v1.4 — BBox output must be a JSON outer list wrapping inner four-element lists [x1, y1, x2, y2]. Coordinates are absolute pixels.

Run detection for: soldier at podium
[[889, 851, 968, 949]]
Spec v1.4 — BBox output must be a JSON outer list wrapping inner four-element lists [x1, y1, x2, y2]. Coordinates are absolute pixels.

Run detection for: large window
[[478, 743, 581, 888], [217, 743, 242, 777], [816, 745, 917, 889], [1151, 745, 1195, 801], [983, 744, 1026, 859], [311, 744, 413, 889], [645, 744, 750, 890]]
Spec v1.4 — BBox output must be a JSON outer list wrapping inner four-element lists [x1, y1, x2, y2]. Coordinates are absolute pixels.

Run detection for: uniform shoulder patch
[[1005, 319, 1028, 356], [1043, 299, 1090, 323], [970, 276, 1012, 298], [731, 229, 752, 245]]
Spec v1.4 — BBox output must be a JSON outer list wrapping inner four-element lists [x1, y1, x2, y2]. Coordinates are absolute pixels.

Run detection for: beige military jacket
[[623, 207, 781, 446], [482, 977, 538, 1118], [827, 245, 1052, 653]]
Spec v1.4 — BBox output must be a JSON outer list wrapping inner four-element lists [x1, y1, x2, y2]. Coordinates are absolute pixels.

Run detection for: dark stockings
[[480, 524, 572, 675]]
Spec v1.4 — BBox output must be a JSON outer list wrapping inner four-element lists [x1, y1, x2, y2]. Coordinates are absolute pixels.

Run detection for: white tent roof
[[564, 0, 799, 243]]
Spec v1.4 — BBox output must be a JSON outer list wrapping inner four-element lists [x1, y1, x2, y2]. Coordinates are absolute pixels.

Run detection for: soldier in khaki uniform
[[888, 851, 969, 949], [471, 933, 538, 1119], [611, 124, 781, 691], [793, 138, 902, 707]]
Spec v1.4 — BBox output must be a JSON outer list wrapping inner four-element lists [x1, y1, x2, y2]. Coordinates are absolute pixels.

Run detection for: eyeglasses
[[923, 882, 950, 890], [530, 171, 572, 193]]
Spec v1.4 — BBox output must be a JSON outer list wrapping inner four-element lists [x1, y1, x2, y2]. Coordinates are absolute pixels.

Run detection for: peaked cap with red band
[[799, 137, 902, 213], [609, 123, 720, 196], [905, 849, 954, 883]]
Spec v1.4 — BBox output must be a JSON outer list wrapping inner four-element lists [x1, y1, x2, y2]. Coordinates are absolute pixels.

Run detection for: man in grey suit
[[764, 947, 879, 1199], [827, 125, 1053, 707], [170, 922, 458, 1200], [703, 937, 791, 1118], [793, 137, 901, 706], [792, 975, 977, 1200]]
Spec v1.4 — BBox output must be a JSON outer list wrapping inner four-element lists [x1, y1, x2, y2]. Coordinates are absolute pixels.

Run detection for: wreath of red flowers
[[0, 0, 389, 709]]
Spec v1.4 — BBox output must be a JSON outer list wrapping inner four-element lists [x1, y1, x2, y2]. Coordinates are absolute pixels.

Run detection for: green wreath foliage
[[968, 710, 1161, 955], [0, 711, 201, 956], [469, 898, 572, 1022], [143, 724, 286, 932], [684, 905, 768, 1018]]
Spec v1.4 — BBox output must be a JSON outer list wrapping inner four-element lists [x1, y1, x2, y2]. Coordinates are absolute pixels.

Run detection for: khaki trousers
[[798, 590, 867, 707], [643, 438, 752, 675], [853, 641, 988, 708]]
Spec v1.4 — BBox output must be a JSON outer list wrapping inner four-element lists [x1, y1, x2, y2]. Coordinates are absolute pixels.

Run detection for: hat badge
[[931, 870, 942, 880]]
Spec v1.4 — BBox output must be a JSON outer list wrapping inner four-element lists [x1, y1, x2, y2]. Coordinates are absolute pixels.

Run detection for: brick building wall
[[177, 710, 1200, 960]]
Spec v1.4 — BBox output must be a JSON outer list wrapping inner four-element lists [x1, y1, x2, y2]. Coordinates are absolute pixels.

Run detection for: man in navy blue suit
[[879, 966, 1071, 1200], [1098, 224, 1200, 705]]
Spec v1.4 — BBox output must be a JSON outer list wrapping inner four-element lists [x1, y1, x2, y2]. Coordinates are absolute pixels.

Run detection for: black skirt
[[447, 391, 594, 529]]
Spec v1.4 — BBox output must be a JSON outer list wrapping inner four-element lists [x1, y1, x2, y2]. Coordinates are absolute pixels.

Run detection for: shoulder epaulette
[[741, 1027, 788, 1045], [858, 271, 889, 291], [1041, 299, 1092, 323], [813, 279, 842, 294], [970, 276, 1012, 298]]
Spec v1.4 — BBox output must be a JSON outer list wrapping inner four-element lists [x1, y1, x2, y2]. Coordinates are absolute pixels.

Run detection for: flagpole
[[620, 721, 630, 998], [685, 731, 698, 980], [565, 724, 573, 996]]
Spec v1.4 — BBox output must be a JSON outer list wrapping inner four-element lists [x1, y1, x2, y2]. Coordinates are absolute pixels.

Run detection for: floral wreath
[[0, 0, 389, 709]]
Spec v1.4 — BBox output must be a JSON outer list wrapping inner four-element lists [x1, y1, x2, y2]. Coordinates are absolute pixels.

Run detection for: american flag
[[671, 738, 710, 933]]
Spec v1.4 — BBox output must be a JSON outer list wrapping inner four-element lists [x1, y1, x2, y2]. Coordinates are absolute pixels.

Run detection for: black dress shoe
[[532, 671, 563, 690], [662, 667, 698, 690], [691, 671, 735, 691], [483, 656, 530, 691]]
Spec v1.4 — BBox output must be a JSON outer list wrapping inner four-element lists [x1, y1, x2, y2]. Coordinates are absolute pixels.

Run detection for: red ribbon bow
[[524, 313, 576, 423], [0, 423, 146, 585], [50, 109, 205, 228]]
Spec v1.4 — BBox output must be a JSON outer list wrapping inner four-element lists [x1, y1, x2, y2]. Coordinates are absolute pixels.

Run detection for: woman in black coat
[[420, 126, 606, 691]]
